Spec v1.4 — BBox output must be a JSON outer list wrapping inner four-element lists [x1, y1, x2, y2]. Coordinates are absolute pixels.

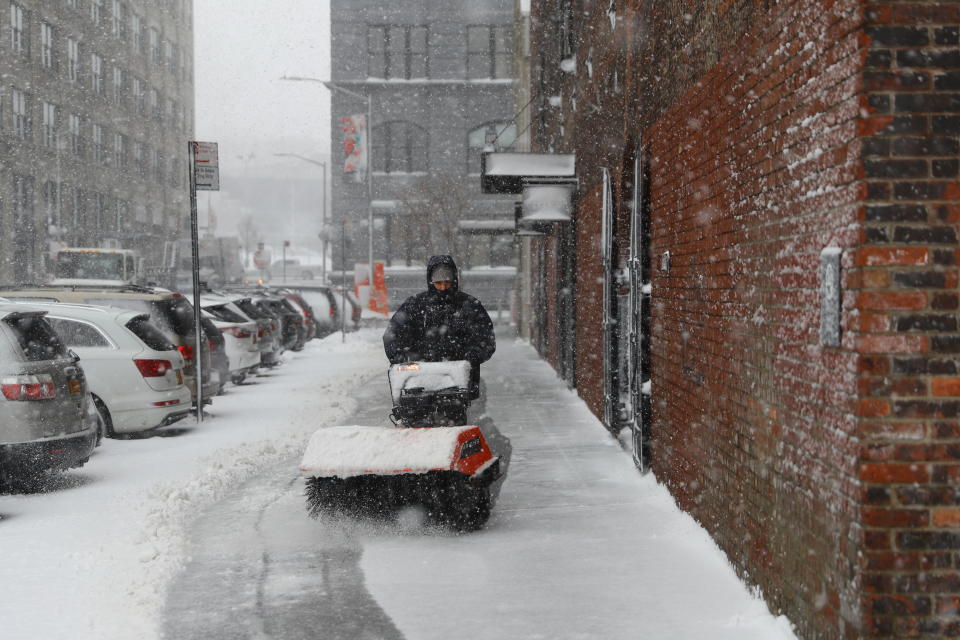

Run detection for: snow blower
[[300, 361, 501, 531]]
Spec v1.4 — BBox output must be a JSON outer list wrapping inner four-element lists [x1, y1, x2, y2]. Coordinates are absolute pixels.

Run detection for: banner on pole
[[339, 115, 367, 182]]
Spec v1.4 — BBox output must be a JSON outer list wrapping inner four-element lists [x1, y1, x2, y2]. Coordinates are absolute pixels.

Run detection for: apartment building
[[0, 0, 195, 283]]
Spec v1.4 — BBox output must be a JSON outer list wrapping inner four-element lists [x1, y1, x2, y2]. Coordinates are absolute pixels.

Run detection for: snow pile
[[388, 360, 471, 404], [300, 424, 473, 477]]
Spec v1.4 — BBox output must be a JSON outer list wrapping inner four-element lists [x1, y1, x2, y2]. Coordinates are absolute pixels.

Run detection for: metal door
[[627, 147, 652, 472], [600, 168, 618, 432]]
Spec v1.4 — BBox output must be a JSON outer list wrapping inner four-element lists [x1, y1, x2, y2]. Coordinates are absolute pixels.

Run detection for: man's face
[[433, 280, 453, 291]]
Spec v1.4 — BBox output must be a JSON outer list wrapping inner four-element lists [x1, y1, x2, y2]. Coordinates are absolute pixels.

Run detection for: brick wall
[[526, 0, 960, 636], [645, 2, 864, 636], [857, 3, 960, 636]]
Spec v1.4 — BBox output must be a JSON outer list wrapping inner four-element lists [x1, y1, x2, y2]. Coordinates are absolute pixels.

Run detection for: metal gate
[[627, 146, 652, 472]]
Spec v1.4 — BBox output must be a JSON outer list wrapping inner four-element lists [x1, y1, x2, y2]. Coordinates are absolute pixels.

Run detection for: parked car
[[199, 295, 260, 384], [0, 303, 98, 484], [228, 294, 283, 367], [249, 293, 305, 352], [275, 288, 318, 341], [333, 286, 362, 332], [38, 303, 191, 437], [199, 315, 229, 395], [270, 259, 315, 281], [0, 284, 217, 409], [297, 286, 340, 338]]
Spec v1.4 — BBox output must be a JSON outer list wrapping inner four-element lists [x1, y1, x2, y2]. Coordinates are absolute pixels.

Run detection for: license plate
[[68, 379, 82, 394]]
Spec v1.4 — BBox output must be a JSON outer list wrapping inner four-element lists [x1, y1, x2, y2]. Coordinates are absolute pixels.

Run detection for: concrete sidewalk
[[360, 335, 797, 640]]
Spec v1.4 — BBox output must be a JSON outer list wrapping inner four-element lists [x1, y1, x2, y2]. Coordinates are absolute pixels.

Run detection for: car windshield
[[54, 253, 124, 280]]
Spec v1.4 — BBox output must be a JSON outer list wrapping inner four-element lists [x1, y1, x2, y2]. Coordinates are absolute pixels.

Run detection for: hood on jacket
[[426, 255, 459, 294]]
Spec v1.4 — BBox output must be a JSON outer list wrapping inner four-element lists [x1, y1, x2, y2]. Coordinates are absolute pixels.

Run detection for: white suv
[[37, 303, 191, 437]]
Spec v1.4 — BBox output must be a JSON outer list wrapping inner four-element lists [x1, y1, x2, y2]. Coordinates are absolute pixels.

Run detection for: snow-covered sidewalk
[[361, 337, 798, 639], [0, 329, 388, 640]]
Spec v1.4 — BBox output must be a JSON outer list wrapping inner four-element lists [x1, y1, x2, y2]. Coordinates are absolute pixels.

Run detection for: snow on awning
[[520, 185, 573, 224], [481, 152, 576, 194], [457, 219, 516, 235]]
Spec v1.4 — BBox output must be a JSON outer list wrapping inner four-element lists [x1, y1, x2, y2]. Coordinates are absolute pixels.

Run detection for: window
[[149, 27, 161, 65], [41, 101, 58, 149], [150, 87, 161, 121], [10, 4, 28, 56], [92, 53, 104, 95], [466, 121, 517, 173], [91, 0, 102, 25], [71, 186, 84, 225], [371, 121, 428, 173], [114, 132, 127, 168], [112, 66, 125, 102], [111, 0, 125, 38], [67, 38, 80, 82], [134, 140, 146, 177], [12, 88, 31, 141], [133, 76, 146, 114], [43, 180, 60, 227], [41, 22, 55, 69], [367, 25, 428, 80], [69, 113, 82, 155], [45, 318, 112, 349], [467, 25, 511, 79], [153, 149, 164, 183], [115, 199, 128, 231], [131, 13, 143, 53], [93, 192, 107, 226], [92, 123, 105, 163]]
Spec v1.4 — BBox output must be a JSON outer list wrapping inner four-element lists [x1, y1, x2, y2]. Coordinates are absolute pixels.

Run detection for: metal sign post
[[341, 218, 348, 343], [188, 141, 220, 424]]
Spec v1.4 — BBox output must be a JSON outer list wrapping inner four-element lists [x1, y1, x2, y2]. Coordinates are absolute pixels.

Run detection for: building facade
[[0, 0, 195, 284], [329, 0, 516, 271], [522, 1, 960, 637]]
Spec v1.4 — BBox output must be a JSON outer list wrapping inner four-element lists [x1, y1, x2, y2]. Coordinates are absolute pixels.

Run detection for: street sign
[[253, 249, 269, 269], [191, 141, 220, 191]]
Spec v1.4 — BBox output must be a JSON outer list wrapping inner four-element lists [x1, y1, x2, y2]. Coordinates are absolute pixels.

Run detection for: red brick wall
[[574, 185, 605, 417], [857, 4, 960, 636], [526, 0, 960, 636], [645, 2, 865, 637]]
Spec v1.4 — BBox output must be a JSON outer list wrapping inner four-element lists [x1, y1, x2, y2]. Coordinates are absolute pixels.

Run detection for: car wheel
[[92, 395, 115, 441]]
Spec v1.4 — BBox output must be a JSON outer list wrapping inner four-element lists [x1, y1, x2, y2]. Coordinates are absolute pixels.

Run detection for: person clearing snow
[[382, 255, 496, 401]]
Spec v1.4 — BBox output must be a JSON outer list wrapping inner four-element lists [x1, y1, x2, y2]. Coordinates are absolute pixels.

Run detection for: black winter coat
[[383, 256, 496, 368]]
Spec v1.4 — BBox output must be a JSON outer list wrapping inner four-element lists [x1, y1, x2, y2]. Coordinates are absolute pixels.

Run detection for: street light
[[273, 152, 328, 282], [279, 75, 375, 277]]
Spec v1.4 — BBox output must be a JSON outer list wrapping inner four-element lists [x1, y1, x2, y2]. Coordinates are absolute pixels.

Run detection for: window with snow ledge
[[368, 25, 429, 80], [371, 120, 428, 174]]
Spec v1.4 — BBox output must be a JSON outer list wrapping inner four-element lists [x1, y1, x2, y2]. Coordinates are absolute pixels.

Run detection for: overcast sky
[[194, 0, 332, 180]]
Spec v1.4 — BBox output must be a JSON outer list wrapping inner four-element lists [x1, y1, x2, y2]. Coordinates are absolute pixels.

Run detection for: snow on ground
[[0, 329, 388, 640]]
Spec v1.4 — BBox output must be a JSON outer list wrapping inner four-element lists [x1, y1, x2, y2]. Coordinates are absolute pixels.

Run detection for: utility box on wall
[[820, 247, 841, 347]]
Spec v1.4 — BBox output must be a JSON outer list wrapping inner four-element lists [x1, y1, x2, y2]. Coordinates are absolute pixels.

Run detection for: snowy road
[[159, 333, 797, 640]]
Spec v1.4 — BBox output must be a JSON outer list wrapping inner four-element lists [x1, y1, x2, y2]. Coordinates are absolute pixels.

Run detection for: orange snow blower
[[300, 361, 501, 531]]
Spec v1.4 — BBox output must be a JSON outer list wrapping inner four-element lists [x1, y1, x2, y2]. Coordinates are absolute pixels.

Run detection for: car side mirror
[[68, 349, 81, 363]]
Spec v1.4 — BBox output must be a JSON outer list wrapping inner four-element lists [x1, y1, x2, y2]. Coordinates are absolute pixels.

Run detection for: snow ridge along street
[[0, 329, 388, 640]]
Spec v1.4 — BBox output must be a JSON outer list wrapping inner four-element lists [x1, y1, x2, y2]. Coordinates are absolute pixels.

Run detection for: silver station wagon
[[0, 303, 97, 484]]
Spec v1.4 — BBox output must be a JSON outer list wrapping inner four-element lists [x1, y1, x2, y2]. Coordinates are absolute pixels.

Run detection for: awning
[[481, 152, 576, 194], [458, 219, 517, 235], [520, 185, 573, 224]]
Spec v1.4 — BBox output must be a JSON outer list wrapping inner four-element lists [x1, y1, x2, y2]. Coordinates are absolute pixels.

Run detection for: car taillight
[[1, 374, 57, 401], [223, 327, 252, 339], [208, 340, 218, 351], [329, 307, 335, 317], [258, 327, 264, 338], [177, 345, 194, 362], [134, 359, 173, 378]]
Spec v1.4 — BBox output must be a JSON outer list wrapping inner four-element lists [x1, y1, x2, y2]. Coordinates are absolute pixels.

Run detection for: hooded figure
[[383, 255, 495, 396]]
